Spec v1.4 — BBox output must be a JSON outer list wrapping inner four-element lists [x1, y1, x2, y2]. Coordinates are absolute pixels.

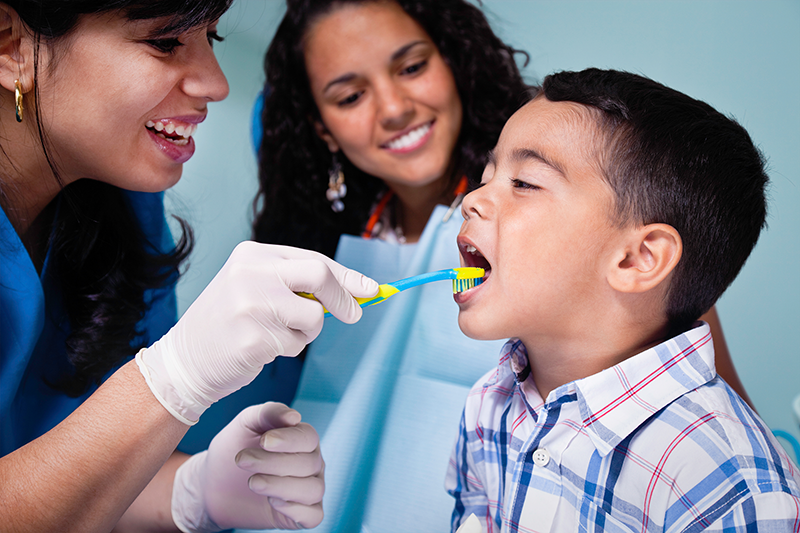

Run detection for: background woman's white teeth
[[154, 122, 164, 131], [175, 125, 185, 136], [165, 123, 175, 134], [146, 120, 155, 128]]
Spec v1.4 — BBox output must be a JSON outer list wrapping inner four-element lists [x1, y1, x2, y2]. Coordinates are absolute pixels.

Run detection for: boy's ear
[[0, 4, 34, 94], [313, 120, 340, 153], [608, 223, 682, 294]]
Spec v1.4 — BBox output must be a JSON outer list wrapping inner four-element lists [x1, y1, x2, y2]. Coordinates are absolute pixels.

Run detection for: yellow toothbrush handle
[[354, 284, 400, 307], [297, 283, 400, 314]]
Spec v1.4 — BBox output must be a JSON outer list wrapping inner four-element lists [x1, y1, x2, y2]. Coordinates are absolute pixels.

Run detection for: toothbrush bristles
[[452, 277, 483, 294]]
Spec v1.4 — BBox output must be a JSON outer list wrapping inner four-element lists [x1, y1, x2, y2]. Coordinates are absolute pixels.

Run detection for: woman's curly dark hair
[[253, 0, 531, 258], [2, 0, 232, 396]]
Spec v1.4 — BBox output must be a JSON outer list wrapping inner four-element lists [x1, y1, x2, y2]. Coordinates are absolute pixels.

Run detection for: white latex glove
[[172, 402, 323, 532], [136, 242, 378, 424]]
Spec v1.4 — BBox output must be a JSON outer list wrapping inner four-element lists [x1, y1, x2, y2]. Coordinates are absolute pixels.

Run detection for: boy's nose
[[461, 186, 488, 221]]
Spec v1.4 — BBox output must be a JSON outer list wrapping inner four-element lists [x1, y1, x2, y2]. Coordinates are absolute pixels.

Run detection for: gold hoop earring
[[14, 79, 23, 123]]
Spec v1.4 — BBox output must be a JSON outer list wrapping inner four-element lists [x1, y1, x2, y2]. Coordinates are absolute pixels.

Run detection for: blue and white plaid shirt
[[446, 323, 800, 532]]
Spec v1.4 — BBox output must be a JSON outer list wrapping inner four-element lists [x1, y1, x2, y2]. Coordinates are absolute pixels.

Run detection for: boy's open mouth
[[459, 241, 492, 282]]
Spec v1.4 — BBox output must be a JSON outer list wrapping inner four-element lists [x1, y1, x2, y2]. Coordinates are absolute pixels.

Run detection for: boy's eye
[[207, 30, 225, 46], [145, 37, 183, 54], [511, 178, 540, 190]]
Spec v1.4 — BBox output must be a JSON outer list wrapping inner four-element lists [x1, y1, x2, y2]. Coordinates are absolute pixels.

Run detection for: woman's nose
[[375, 80, 413, 130], [181, 40, 230, 103]]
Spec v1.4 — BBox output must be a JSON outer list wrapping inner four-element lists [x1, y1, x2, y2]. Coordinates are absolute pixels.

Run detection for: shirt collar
[[497, 322, 717, 456]]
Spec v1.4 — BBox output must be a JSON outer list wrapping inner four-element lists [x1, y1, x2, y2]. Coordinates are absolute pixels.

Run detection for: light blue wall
[[172, 0, 800, 450]]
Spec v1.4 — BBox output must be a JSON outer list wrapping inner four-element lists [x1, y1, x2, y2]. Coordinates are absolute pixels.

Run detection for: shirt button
[[532, 448, 550, 467]]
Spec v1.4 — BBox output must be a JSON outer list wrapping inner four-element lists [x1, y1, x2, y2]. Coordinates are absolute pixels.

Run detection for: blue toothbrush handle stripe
[[298, 267, 484, 317]]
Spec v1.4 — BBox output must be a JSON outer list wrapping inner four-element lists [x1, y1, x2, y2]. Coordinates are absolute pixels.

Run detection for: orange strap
[[361, 189, 395, 239], [453, 174, 468, 196], [362, 175, 468, 240]]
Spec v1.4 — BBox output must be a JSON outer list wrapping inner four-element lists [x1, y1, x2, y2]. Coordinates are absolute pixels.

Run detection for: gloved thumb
[[238, 402, 301, 437]]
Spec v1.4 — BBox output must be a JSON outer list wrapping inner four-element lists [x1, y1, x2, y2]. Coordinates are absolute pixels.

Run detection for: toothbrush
[[298, 267, 484, 314]]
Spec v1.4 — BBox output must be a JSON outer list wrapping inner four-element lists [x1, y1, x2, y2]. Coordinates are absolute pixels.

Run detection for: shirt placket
[[504, 399, 563, 532]]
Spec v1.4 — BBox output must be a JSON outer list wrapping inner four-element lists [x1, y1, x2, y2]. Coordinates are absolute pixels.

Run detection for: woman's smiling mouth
[[146, 119, 198, 146], [146, 118, 203, 164], [382, 120, 434, 152]]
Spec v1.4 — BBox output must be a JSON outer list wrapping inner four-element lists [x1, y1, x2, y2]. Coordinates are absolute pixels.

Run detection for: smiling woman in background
[[0, 1, 381, 531]]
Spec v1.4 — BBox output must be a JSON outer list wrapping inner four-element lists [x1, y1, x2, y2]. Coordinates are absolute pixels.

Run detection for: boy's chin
[[457, 312, 504, 341]]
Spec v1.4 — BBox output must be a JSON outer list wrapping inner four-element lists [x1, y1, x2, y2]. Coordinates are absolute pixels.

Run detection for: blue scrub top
[[0, 191, 178, 457]]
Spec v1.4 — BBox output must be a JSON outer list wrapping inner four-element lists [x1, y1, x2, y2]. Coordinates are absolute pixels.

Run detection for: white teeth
[[147, 121, 197, 140], [465, 244, 477, 254], [385, 122, 431, 150], [154, 132, 189, 146]]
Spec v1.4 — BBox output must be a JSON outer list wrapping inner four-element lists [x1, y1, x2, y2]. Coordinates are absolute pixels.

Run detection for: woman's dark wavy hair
[[253, 0, 531, 258], [2, 0, 232, 396]]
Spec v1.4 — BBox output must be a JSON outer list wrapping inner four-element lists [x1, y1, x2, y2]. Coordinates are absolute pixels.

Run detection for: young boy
[[446, 68, 800, 532]]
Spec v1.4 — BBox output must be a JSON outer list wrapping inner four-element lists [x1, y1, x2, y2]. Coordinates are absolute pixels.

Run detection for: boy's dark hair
[[541, 68, 768, 333]]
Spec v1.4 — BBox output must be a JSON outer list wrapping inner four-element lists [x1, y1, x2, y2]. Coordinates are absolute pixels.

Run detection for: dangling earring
[[326, 154, 346, 212], [14, 79, 24, 123]]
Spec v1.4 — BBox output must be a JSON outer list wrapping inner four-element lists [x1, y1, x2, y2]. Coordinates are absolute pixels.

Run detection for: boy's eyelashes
[[510, 177, 540, 190]]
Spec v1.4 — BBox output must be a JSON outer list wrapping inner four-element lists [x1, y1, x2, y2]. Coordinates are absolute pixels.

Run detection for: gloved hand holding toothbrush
[[136, 242, 379, 425], [172, 402, 324, 532]]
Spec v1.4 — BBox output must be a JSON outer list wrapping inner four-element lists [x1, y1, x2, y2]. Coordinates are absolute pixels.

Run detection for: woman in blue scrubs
[[0, 1, 378, 531], [242, 0, 754, 530]]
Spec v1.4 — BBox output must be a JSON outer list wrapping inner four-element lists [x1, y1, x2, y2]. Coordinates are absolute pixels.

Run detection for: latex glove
[[172, 402, 324, 532], [136, 242, 378, 424]]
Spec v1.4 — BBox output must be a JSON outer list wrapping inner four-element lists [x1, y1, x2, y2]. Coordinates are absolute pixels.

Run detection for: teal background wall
[[171, 1, 800, 453]]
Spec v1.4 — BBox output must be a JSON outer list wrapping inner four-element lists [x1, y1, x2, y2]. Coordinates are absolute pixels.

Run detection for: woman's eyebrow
[[323, 41, 429, 93], [324, 73, 357, 93], [390, 40, 427, 62]]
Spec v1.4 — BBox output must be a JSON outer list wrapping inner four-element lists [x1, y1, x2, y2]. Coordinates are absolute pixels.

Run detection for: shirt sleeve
[[446, 409, 490, 533], [682, 490, 800, 532]]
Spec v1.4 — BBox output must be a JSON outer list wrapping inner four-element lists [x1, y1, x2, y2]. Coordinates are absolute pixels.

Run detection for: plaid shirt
[[446, 323, 800, 532]]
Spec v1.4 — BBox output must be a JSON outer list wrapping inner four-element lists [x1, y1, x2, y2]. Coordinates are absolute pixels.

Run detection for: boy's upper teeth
[[466, 244, 477, 254]]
